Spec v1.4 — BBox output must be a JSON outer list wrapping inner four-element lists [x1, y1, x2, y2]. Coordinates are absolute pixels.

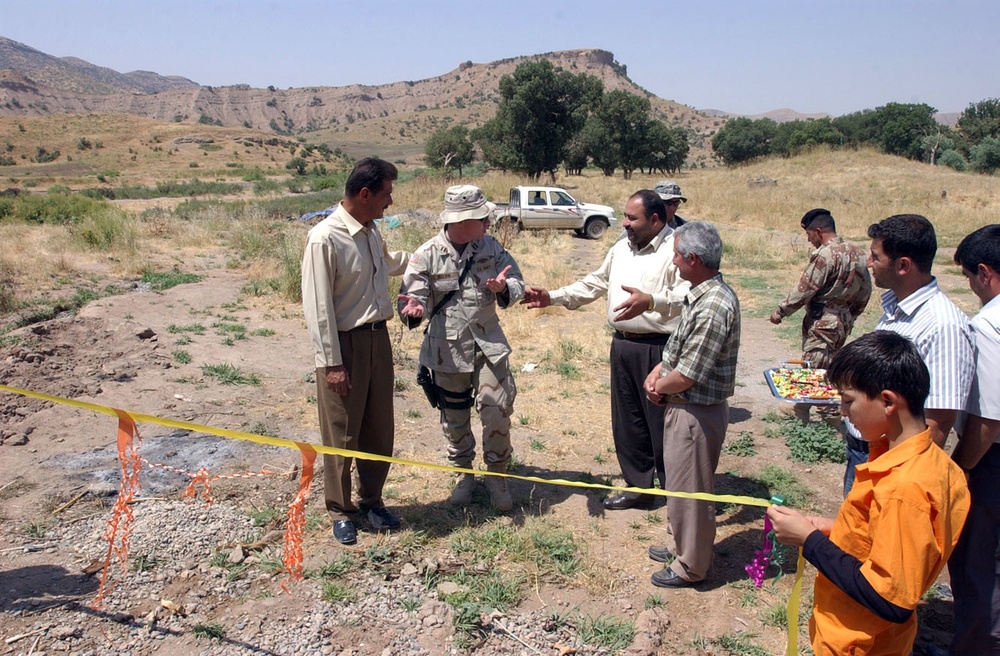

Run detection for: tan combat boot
[[485, 463, 513, 512], [450, 472, 476, 506]]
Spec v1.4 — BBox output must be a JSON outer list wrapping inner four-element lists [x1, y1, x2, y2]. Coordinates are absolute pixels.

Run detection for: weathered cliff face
[[0, 48, 683, 135]]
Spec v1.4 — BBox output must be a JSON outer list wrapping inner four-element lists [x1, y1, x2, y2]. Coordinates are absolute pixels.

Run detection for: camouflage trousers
[[800, 310, 852, 369], [800, 310, 852, 422], [433, 351, 515, 468]]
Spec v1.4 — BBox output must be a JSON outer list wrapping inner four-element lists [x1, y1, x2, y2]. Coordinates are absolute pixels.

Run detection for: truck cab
[[495, 186, 617, 239]]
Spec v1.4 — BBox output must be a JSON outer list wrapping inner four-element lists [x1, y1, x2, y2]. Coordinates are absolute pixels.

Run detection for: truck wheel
[[584, 218, 607, 239]]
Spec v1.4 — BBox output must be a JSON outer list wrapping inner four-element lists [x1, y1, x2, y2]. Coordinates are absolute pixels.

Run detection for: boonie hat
[[440, 185, 496, 224], [654, 180, 687, 202]]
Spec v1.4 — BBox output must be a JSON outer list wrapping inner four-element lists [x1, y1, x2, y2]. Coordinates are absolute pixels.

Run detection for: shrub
[[69, 206, 139, 252], [781, 418, 845, 464], [938, 149, 967, 171], [0, 257, 16, 313], [14, 193, 106, 224], [33, 147, 60, 163]]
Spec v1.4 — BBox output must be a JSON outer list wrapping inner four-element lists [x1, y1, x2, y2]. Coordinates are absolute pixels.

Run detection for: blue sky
[[4, 0, 997, 116]]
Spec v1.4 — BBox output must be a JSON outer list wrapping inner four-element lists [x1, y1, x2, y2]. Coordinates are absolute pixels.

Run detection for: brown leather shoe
[[603, 493, 655, 510]]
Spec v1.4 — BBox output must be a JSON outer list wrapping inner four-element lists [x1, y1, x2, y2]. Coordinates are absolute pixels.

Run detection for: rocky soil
[[0, 237, 958, 656]]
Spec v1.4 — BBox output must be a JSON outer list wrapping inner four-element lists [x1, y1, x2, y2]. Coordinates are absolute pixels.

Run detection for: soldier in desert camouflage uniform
[[770, 209, 872, 420], [398, 185, 524, 511]]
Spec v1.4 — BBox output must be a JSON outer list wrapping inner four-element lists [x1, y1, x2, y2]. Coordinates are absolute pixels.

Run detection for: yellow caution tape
[[0, 383, 770, 507]]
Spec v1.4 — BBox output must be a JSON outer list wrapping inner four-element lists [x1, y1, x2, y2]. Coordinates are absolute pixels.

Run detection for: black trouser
[[609, 331, 670, 494], [949, 442, 1000, 655]]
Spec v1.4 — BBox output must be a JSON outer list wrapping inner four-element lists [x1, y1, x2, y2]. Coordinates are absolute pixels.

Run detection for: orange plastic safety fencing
[[93, 410, 143, 608], [91, 411, 316, 606], [281, 443, 316, 590]]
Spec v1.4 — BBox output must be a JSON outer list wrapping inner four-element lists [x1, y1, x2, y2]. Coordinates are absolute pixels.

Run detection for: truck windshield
[[551, 191, 575, 206]]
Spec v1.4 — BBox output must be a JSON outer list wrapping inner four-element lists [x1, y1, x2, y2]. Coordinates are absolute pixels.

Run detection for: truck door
[[549, 189, 582, 229]]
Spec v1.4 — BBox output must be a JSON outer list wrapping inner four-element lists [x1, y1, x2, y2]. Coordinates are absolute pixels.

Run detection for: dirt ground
[[0, 231, 958, 655]]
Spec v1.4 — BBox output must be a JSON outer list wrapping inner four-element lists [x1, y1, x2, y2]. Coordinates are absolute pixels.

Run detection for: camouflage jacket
[[777, 237, 872, 322], [398, 231, 524, 373]]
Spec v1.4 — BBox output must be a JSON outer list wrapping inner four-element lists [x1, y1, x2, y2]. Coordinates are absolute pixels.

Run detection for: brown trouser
[[662, 401, 729, 583], [315, 325, 394, 521]]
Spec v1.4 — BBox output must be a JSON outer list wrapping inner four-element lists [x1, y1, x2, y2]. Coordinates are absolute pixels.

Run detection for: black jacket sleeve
[[802, 531, 913, 624]]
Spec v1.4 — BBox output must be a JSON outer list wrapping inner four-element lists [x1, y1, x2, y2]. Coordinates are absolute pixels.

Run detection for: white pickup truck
[[492, 186, 617, 239]]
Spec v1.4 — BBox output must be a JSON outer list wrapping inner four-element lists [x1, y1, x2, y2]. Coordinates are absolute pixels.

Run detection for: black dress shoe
[[647, 545, 674, 563], [603, 493, 655, 510], [332, 519, 357, 545], [651, 567, 697, 588]]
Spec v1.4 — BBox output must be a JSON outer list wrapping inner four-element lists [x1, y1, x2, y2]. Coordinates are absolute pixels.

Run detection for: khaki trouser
[[433, 350, 515, 467], [316, 326, 395, 521], [662, 401, 729, 583]]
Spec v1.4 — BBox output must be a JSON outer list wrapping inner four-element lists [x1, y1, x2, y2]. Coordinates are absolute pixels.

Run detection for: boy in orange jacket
[[768, 331, 969, 655]]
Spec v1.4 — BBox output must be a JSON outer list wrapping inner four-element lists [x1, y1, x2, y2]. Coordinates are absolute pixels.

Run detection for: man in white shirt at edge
[[948, 224, 1000, 656]]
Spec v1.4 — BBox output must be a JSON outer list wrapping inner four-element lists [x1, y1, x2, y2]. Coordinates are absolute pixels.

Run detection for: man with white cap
[[653, 180, 687, 229], [398, 185, 525, 511]]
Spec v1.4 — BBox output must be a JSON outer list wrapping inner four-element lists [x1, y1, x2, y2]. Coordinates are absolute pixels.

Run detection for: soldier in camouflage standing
[[769, 209, 872, 421], [398, 185, 525, 512]]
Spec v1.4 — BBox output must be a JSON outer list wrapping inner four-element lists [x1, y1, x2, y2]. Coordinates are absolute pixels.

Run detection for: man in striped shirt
[[842, 214, 974, 493]]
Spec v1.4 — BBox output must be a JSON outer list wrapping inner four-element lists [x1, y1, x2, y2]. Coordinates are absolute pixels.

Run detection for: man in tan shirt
[[301, 157, 409, 545]]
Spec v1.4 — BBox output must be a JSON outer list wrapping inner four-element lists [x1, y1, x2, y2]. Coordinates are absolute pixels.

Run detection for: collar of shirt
[[630, 224, 673, 255], [334, 203, 368, 237], [435, 229, 481, 262], [684, 273, 724, 305], [880, 278, 940, 320], [860, 428, 933, 476]]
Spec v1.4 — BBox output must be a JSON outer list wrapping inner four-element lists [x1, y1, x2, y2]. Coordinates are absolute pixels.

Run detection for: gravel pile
[[4, 500, 656, 655]]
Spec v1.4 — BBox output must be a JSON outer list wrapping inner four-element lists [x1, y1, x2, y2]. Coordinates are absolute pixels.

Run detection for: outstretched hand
[[486, 265, 512, 293], [613, 285, 652, 322], [398, 294, 424, 318], [521, 286, 551, 309]]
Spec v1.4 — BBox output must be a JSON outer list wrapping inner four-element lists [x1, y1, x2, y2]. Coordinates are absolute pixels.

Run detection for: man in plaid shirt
[[643, 221, 741, 588]]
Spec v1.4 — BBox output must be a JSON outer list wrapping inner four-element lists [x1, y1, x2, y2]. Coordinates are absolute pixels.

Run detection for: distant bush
[[33, 147, 60, 163], [8, 193, 106, 224], [69, 206, 138, 251], [938, 149, 968, 171], [971, 137, 1000, 174]]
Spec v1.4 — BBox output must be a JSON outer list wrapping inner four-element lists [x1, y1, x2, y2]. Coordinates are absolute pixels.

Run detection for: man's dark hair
[[866, 214, 937, 274], [345, 157, 398, 198], [954, 224, 1000, 273], [826, 331, 929, 417], [800, 208, 836, 233], [630, 189, 668, 226]]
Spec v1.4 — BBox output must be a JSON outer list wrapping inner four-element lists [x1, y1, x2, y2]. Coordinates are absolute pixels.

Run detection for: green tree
[[971, 136, 1000, 174], [285, 157, 308, 176], [872, 102, 937, 160], [561, 132, 589, 176], [592, 90, 652, 179], [646, 122, 689, 174], [424, 125, 474, 176], [581, 116, 617, 176], [475, 59, 603, 179], [711, 117, 777, 165], [957, 98, 1000, 145], [772, 118, 844, 157]]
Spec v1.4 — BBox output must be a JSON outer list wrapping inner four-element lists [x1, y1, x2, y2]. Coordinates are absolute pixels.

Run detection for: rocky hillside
[[0, 36, 198, 94], [0, 40, 718, 145]]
